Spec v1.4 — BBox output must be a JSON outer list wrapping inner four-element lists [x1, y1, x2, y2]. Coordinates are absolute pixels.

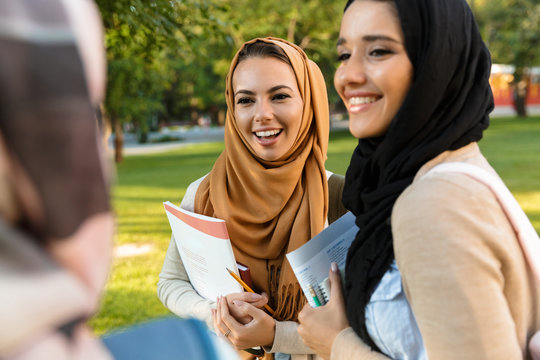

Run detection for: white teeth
[[349, 96, 377, 105], [255, 129, 281, 137]]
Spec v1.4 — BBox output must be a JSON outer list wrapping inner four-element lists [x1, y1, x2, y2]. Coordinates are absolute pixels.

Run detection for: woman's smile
[[233, 56, 303, 161]]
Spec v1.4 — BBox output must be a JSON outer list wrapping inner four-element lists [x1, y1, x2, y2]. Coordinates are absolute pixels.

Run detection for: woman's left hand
[[297, 262, 349, 359], [212, 296, 275, 350]]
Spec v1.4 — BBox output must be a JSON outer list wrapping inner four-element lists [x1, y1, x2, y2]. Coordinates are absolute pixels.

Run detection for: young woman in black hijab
[[297, 0, 540, 359]]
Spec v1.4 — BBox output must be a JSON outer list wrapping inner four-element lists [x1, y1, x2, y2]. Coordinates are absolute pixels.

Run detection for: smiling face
[[232, 56, 304, 161], [335, 0, 413, 139]]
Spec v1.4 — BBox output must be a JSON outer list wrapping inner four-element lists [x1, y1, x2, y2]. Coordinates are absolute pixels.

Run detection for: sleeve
[[262, 321, 314, 354], [330, 328, 391, 360], [392, 173, 522, 359], [156, 177, 215, 330]]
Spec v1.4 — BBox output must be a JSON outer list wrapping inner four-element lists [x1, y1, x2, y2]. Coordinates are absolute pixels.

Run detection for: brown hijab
[[195, 37, 329, 321]]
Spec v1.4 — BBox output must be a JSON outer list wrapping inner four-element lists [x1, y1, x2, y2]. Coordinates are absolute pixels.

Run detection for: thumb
[[328, 262, 344, 303], [233, 300, 265, 320]]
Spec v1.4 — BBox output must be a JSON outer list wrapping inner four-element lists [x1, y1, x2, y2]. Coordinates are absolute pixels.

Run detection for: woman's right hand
[[224, 292, 268, 324]]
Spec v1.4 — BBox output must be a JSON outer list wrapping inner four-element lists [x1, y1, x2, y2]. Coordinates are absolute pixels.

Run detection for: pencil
[[308, 284, 321, 307], [226, 267, 275, 315]]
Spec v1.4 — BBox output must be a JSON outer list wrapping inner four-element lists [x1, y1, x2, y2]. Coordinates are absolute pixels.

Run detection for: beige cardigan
[[330, 143, 540, 359], [392, 142, 540, 359], [158, 171, 346, 360]]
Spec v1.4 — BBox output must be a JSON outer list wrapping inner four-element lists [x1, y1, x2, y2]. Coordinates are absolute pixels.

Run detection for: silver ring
[[224, 329, 231, 338]]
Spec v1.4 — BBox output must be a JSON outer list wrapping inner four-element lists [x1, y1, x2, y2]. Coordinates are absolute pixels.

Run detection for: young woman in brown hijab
[[158, 37, 346, 360]]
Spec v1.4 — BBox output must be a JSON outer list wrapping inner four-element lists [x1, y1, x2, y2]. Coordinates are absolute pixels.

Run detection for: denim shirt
[[365, 260, 427, 360]]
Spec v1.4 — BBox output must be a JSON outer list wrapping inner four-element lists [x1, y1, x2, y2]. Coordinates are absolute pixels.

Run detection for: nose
[[254, 99, 273, 122], [335, 56, 367, 88]]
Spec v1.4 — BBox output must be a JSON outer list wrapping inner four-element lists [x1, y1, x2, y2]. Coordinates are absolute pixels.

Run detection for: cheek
[[234, 109, 251, 135], [392, 62, 413, 104], [334, 68, 345, 95], [288, 104, 304, 136]]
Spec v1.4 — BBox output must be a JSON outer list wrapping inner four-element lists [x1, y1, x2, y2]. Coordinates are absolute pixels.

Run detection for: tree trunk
[[112, 116, 124, 163], [514, 93, 527, 117], [512, 80, 528, 117]]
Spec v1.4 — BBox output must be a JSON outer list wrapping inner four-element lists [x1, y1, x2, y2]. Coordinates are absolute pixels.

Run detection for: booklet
[[286, 212, 358, 307], [163, 201, 243, 301]]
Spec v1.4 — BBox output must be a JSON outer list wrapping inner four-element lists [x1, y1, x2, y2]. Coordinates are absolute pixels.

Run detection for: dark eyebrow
[[234, 89, 255, 97], [336, 34, 401, 47], [234, 85, 293, 97], [269, 85, 293, 93]]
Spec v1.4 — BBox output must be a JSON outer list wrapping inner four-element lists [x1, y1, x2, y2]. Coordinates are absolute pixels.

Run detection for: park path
[[116, 105, 540, 156]]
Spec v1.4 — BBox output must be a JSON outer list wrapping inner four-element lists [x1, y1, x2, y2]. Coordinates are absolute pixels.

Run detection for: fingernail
[[331, 262, 338, 272], [233, 300, 245, 306], [248, 293, 261, 300]]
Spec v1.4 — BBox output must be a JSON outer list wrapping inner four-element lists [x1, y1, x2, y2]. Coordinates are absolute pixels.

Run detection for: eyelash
[[236, 93, 290, 104], [337, 53, 350, 62], [237, 98, 253, 105], [369, 48, 394, 57], [336, 48, 395, 62], [272, 93, 290, 101]]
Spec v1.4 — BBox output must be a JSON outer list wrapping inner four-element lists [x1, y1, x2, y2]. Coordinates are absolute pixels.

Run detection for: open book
[[163, 201, 242, 301], [286, 212, 358, 307]]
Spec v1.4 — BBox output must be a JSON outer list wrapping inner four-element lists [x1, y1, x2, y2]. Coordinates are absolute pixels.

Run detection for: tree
[[474, 0, 540, 116], [220, 0, 344, 104], [95, 1, 346, 162], [96, 0, 226, 162]]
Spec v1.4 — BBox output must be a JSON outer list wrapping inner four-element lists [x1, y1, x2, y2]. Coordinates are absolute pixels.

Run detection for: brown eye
[[337, 53, 351, 62], [237, 97, 253, 105]]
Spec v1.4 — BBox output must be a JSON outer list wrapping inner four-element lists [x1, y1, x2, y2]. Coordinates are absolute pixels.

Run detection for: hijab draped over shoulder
[[195, 37, 330, 321], [342, 0, 494, 349]]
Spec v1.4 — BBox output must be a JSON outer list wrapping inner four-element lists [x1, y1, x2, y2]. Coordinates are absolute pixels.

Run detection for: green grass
[[90, 116, 540, 334]]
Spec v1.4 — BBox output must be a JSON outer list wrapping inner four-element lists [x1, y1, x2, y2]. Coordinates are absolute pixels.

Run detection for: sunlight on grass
[[90, 117, 540, 334], [514, 191, 540, 232]]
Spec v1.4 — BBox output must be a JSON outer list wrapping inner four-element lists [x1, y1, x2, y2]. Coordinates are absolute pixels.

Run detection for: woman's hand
[[298, 262, 349, 360], [224, 292, 268, 325], [212, 296, 275, 350]]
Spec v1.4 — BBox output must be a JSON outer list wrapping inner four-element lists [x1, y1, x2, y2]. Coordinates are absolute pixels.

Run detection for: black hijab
[[342, 0, 494, 350]]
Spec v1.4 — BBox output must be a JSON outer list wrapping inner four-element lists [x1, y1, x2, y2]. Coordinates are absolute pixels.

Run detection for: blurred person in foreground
[[0, 0, 114, 358], [0, 1, 241, 359]]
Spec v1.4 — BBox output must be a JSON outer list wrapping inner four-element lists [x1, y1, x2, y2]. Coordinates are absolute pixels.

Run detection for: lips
[[347, 95, 381, 113], [349, 96, 378, 105], [255, 129, 282, 138], [253, 128, 282, 146]]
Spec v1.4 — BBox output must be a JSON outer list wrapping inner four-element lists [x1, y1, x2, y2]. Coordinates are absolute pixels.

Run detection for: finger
[[212, 308, 220, 333], [328, 262, 344, 302], [234, 292, 265, 305], [232, 300, 266, 321], [219, 295, 242, 334], [214, 298, 225, 335], [297, 303, 314, 324], [216, 297, 234, 337]]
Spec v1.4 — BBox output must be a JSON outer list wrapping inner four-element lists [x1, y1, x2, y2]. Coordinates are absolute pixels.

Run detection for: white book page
[[164, 202, 242, 301], [286, 212, 358, 307]]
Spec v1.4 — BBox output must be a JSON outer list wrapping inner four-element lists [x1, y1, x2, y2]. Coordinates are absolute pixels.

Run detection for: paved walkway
[[115, 106, 539, 156]]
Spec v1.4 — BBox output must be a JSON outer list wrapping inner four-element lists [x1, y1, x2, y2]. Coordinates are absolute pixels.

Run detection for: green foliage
[[95, 0, 346, 134], [220, 0, 344, 103], [96, 0, 230, 132], [474, 0, 540, 71], [90, 118, 540, 334]]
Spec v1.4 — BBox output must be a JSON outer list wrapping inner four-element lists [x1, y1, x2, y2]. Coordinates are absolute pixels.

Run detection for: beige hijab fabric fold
[[195, 37, 329, 321]]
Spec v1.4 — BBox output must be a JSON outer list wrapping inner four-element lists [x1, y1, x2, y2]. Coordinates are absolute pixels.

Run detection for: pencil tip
[[226, 267, 232, 273]]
